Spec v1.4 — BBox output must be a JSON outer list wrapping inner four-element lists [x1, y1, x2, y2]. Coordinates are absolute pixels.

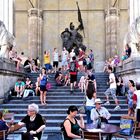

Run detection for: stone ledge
[[0, 58, 25, 74], [116, 56, 140, 82], [0, 58, 26, 103]]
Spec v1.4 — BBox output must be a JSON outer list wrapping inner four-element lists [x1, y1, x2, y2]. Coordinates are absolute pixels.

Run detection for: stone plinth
[[116, 57, 140, 83], [28, 8, 43, 59], [0, 58, 25, 103]]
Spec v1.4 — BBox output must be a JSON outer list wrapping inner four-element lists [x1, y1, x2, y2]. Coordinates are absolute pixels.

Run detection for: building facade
[[14, 0, 128, 71]]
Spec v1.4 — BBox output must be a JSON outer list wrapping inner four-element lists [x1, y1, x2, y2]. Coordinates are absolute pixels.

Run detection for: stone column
[[105, 7, 119, 59], [28, 8, 43, 59], [129, 0, 140, 25]]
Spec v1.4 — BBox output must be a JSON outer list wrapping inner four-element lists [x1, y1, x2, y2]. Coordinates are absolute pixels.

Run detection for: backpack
[[70, 62, 77, 72]]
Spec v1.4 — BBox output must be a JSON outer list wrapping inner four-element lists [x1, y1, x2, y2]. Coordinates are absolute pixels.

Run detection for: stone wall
[[0, 59, 25, 102], [15, 0, 128, 71], [116, 57, 140, 84]]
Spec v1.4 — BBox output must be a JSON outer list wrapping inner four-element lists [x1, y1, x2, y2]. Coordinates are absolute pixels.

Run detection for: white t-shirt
[[109, 73, 116, 89], [86, 96, 95, 107], [70, 51, 75, 62], [53, 51, 59, 61], [90, 107, 111, 122]]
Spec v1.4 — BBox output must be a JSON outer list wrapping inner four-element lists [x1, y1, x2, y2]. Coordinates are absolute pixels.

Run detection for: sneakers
[[104, 101, 110, 105], [114, 105, 121, 110]]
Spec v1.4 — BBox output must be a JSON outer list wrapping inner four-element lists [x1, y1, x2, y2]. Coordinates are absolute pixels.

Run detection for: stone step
[[8, 100, 127, 105], [10, 95, 127, 99], [0, 104, 128, 110], [1, 72, 128, 139], [0, 108, 128, 114]]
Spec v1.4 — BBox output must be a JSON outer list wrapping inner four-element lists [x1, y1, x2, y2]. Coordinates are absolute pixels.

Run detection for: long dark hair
[[86, 82, 95, 99]]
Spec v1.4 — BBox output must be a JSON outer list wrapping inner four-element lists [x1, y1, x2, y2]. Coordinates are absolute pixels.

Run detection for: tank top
[[40, 75, 47, 86], [63, 118, 80, 140]]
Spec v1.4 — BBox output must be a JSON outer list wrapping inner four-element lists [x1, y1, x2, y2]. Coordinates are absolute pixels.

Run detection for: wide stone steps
[[2, 72, 128, 140], [8, 99, 127, 104], [0, 108, 128, 115]]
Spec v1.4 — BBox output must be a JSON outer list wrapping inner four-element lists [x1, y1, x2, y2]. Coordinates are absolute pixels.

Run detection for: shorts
[[45, 63, 52, 71], [104, 88, 117, 100], [53, 61, 58, 68], [40, 85, 47, 92], [78, 61, 83, 66], [61, 60, 68, 66], [70, 74, 77, 83], [136, 109, 140, 122]]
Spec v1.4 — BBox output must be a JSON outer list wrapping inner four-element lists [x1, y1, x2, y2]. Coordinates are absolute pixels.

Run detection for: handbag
[[46, 83, 51, 90], [119, 118, 134, 136], [96, 109, 108, 124]]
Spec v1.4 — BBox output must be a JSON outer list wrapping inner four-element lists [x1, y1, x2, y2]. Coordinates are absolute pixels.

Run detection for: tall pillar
[[105, 7, 119, 59], [129, 0, 140, 25], [28, 8, 43, 59]]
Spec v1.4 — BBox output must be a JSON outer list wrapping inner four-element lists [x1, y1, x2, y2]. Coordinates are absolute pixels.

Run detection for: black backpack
[[70, 62, 77, 72]]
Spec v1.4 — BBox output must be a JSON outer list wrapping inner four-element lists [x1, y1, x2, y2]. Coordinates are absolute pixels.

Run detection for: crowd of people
[[1, 44, 140, 140]]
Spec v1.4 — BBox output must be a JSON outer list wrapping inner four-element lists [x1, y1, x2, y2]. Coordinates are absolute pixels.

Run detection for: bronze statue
[[61, 22, 86, 55]]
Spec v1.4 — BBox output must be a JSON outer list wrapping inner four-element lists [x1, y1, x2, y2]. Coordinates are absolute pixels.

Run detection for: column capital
[[105, 7, 120, 17], [28, 8, 43, 18]]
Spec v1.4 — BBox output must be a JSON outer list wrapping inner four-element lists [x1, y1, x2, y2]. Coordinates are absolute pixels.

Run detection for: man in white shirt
[[90, 98, 111, 124], [104, 66, 121, 110]]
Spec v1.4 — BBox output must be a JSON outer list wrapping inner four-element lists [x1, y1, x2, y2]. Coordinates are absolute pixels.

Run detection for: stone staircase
[[0, 72, 128, 140]]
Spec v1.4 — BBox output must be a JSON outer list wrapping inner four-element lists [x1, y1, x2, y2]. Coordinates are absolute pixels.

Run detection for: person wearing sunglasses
[[90, 98, 111, 125]]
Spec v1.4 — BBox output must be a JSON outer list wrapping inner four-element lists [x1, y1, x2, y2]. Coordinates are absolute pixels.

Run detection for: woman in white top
[[69, 49, 75, 62], [85, 82, 95, 124]]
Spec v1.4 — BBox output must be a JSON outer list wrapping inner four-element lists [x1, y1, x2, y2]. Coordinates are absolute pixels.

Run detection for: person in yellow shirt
[[44, 51, 52, 72]]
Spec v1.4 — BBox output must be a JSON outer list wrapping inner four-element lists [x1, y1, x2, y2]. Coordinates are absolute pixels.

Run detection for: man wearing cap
[[90, 98, 111, 124]]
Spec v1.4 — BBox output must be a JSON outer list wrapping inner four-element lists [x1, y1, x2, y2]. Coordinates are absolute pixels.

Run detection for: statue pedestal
[[116, 56, 140, 83], [0, 58, 25, 103]]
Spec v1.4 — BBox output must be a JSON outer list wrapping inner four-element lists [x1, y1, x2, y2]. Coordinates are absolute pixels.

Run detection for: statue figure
[[124, 16, 140, 56], [0, 20, 15, 58], [61, 28, 72, 52], [61, 22, 86, 55]]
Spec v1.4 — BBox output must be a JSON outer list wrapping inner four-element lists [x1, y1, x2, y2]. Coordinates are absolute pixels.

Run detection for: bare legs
[[40, 91, 47, 105]]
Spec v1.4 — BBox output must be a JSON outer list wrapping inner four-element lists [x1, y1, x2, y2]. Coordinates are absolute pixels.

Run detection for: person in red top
[[133, 81, 140, 128], [69, 56, 79, 94]]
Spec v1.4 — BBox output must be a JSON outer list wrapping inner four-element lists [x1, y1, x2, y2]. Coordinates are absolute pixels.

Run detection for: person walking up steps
[[104, 66, 121, 110], [69, 56, 79, 94]]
